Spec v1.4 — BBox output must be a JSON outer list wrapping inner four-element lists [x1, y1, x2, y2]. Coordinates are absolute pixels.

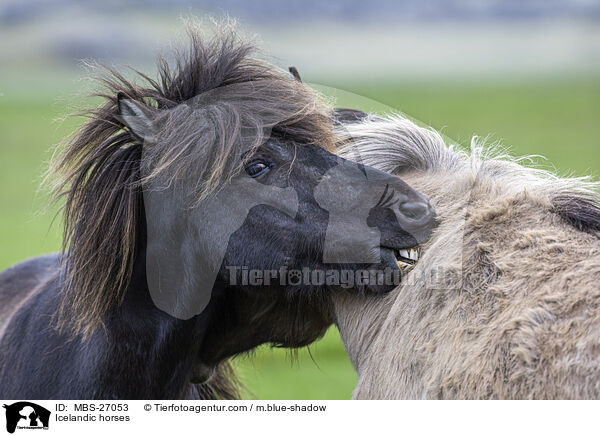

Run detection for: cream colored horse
[[334, 116, 600, 399]]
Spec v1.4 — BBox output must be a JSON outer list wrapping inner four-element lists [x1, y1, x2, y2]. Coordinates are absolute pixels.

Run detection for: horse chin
[[190, 360, 216, 384], [277, 331, 329, 349]]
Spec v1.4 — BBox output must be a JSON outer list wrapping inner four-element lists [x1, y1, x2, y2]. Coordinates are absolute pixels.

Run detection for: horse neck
[[332, 291, 393, 375], [95, 215, 209, 399]]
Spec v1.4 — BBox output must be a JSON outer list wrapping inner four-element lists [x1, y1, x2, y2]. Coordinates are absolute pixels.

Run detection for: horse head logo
[[3, 402, 50, 434]]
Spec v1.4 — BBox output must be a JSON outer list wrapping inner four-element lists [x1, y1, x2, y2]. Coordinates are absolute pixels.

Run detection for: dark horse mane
[[48, 24, 336, 399]]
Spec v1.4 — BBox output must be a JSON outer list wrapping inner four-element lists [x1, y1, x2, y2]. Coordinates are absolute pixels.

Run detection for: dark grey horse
[[0, 27, 436, 400]]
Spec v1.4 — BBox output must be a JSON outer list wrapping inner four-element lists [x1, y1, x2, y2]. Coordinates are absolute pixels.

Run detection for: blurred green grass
[[0, 77, 598, 399]]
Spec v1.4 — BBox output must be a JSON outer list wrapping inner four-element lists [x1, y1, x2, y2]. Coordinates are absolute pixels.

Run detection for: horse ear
[[288, 66, 302, 82], [117, 93, 156, 142]]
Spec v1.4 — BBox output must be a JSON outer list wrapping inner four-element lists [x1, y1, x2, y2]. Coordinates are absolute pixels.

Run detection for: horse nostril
[[398, 201, 431, 222]]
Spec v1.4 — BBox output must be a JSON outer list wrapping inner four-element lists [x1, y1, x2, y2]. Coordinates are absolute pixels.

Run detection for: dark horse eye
[[245, 161, 271, 178]]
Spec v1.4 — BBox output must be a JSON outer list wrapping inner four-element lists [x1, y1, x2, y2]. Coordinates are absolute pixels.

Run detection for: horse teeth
[[399, 249, 409, 258], [397, 260, 411, 270]]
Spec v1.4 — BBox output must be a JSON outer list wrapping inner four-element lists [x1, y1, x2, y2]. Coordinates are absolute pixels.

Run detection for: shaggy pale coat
[[334, 116, 600, 399]]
